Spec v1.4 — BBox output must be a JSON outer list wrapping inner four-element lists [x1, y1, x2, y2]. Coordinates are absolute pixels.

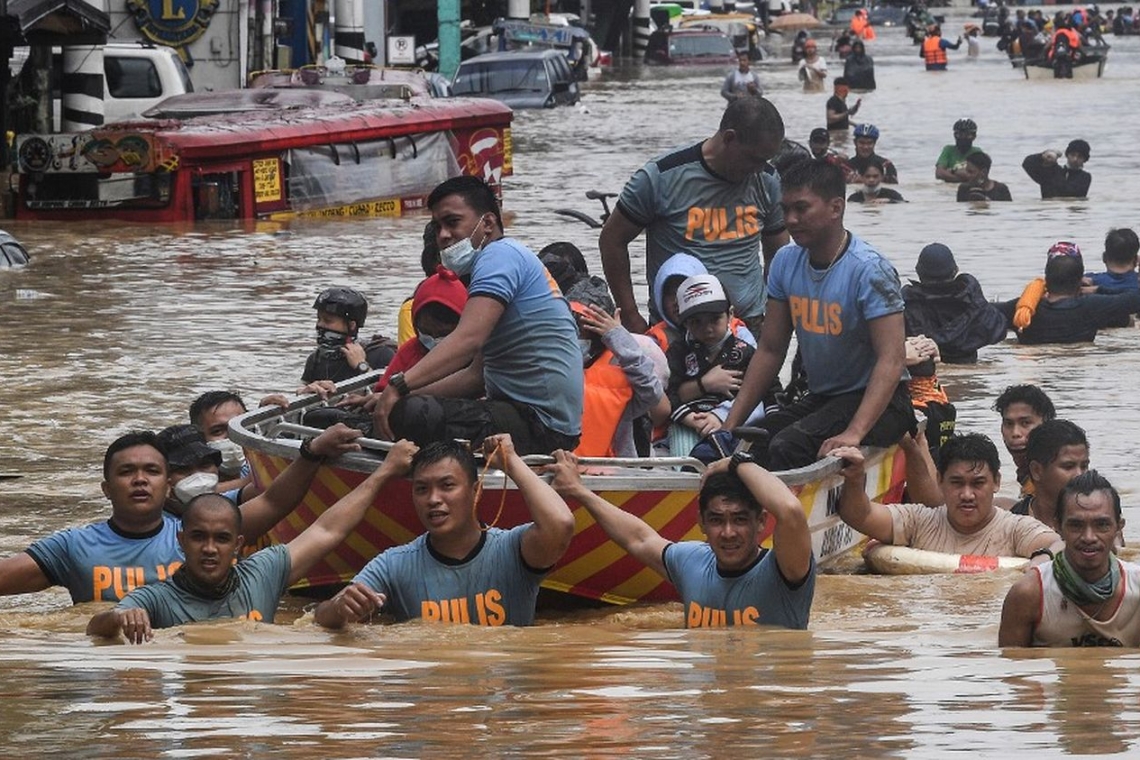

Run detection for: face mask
[[955, 138, 974, 152], [173, 471, 219, 505], [419, 333, 440, 351], [439, 215, 490, 276], [863, 184, 880, 197], [316, 327, 349, 358], [208, 439, 246, 477]]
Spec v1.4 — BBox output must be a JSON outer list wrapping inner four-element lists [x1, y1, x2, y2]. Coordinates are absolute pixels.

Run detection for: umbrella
[[769, 12, 822, 31]]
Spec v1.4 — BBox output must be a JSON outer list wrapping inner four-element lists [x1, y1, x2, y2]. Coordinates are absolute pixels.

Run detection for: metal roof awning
[[6, 0, 110, 44]]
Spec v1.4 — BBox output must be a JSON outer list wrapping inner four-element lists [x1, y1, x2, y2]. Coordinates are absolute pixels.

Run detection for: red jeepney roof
[[78, 97, 512, 170]]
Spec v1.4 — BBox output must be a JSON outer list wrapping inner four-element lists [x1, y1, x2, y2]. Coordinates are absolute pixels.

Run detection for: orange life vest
[[907, 375, 949, 409], [575, 349, 635, 457], [923, 36, 947, 66], [1049, 27, 1081, 58]]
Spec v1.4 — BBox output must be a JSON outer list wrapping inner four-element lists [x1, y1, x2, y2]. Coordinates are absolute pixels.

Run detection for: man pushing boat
[[546, 449, 814, 629]]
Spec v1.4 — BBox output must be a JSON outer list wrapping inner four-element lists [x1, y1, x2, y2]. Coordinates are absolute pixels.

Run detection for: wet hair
[[1104, 228, 1140, 268], [937, 433, 1001, 479], [1044, 254, 1084, 295], [698, 471, 762, 515], [411, 440, 478, 486], [189, 391, 246, 429], [965, 151, 992, 173], [103, 431, 165, 480], [1025, 419, 1088, 467], [781, 159, 847, 202], [181, 492, 243, 532], [834, 77, 849, 87], [421, 220, 441, 276], [719, 97, 785, 145], [1057, 469, 1121, 526], [539, 242, 589, 276], [860, 156, 886, 175], [994, 384, 1056, 420], [427, 176, 504, 233]]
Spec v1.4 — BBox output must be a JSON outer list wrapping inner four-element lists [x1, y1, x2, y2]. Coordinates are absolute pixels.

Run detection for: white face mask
[[863, 184, 880, 197], [419, 333, 440, 351], [173, 471, 220, 505], [207, 438, 246, 477], [439, 215, 491, 276]]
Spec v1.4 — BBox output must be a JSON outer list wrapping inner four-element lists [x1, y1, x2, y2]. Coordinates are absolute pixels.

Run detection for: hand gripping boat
[[229, 373, 909, 604]]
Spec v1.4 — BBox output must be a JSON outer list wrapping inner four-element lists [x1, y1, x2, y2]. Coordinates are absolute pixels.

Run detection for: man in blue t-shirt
[[314, 435, 575, 628], [369, 176, 583, 455], [599, 97, 790, 337], [86, 440, 418, 642], [0, 425, 363, 604], [724, 159, 913, 470], [547, 449, 814, 628]]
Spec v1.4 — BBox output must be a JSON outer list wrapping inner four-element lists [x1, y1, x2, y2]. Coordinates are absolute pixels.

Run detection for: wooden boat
[[1023, 45, 1109, 80], [13, 89, 512, 223], [229, 373, 908, 605]]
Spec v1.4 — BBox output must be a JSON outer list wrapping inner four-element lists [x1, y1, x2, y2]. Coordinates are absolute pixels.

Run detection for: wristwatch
[[299, 437, 326, 463], [729, 450, 756, 476], [389, 371, 410, 397], [355, 361, 370, 373]]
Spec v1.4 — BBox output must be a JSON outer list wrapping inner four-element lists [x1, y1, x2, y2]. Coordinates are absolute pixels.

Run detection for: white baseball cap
[[677, 274, 729, 322]]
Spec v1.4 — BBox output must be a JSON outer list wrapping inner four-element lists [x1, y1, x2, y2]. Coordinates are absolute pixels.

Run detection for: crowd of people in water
[[1, 81, 1136, 650]]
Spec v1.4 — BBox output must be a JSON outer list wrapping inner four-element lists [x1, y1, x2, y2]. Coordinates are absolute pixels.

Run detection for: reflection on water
[[2, 17, 1140, 756]]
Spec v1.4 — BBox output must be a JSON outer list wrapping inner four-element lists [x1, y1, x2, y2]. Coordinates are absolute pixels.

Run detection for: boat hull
[[1023, 55, 1106, 80], [235, 388, 906, 604]]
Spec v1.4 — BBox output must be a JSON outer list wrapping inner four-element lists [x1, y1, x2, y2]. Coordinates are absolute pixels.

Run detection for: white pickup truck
[[10, 41, 194, 129]]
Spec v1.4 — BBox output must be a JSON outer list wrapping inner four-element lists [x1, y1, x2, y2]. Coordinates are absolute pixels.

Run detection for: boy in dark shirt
[[301, 287, 395, 386], [957, 152, 1012, 202], [665, 274, 756, 456], [1085, 228, 1139, 294], [1022, 139, 1091, 198], [826, 77, 861, 132]]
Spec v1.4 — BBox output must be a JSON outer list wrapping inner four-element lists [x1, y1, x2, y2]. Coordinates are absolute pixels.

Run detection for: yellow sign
[[266, 197, 403, 221], [253, 158, 282, 203]]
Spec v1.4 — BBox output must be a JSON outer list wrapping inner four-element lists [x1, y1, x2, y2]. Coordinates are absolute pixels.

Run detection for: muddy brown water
[[2, 18, 1140, 756]]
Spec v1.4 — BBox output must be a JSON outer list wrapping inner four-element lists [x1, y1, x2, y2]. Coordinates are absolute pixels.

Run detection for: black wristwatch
[[355, 361, 370, 373], [729, 450, 756, 476], [389, 372, 410, 397], [299, 437, 326, 463]]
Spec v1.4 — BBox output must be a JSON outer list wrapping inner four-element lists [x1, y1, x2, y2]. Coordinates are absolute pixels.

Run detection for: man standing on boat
[[599, 97, 789, 338], [999, 471, 1140, 647], [722, 160, 913, 470], [546, 450, 814, 629], [832, 434, 1060, 559], [369, 176, 582, 455], [313, 435, 575, 628], [86, 441, 418, 642], [0, 425, 363, 603]]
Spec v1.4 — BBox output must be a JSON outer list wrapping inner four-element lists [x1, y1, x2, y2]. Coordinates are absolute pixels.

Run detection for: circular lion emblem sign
[[126, 0, 220, 49]]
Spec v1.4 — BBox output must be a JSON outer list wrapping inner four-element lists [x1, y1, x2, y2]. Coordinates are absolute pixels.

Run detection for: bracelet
[[299, 437, 326, 463], [696, 376, 707, 395], [1029, 548, 1054, 561]]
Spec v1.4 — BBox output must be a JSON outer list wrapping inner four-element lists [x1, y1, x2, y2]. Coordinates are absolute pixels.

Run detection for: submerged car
[[452, 49, 580, 109], [645, 28, 737, 65]]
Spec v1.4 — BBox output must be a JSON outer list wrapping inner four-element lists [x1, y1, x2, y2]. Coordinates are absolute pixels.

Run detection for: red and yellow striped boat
[[230, 375, 907, 605]]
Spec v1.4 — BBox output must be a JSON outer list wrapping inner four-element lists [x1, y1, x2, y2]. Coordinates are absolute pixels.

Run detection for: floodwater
[[3, 15, 1140, 757]]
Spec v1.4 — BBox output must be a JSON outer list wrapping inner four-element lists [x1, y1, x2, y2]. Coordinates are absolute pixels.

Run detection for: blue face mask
[[439, 215, 490, 276], [419, 333, 440, 351]]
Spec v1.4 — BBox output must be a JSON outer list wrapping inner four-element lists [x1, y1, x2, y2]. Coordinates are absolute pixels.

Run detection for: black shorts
[[390, 395, 579, 455]]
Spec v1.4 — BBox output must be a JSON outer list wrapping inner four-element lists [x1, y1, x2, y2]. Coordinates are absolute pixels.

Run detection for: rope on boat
[[472, 440, 509, 531]]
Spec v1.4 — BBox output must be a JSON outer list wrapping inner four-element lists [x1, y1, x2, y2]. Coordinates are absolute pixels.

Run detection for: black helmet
[[313, 287, 368, 330], [953, 118, 977, 134]]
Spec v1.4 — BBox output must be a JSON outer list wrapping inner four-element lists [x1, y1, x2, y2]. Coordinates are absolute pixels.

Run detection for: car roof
[[459, 49, 566, 64], [659, 27, 731, 36]]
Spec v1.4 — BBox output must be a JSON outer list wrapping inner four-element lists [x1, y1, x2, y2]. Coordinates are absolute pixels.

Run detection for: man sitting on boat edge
[[546, 450, 814, 629], [999, 471, 1140, 647], [314, 435, 575, 628], [86, 441, 418, 643], [369, 176, 583, 456], [833, 433, 1061, 559], [0, 424, 362, 604]]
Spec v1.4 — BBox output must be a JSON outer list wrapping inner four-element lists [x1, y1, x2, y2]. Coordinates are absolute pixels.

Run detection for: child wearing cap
[[665, 274, 757, 457], [374, 267, 468, 392]]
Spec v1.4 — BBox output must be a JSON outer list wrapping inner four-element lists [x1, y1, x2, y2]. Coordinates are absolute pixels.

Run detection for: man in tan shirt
[[833, 433, 1060, 557]]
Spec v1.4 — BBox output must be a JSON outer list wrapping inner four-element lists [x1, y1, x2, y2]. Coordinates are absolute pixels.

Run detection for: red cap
[[413, 266, 468, 318]]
